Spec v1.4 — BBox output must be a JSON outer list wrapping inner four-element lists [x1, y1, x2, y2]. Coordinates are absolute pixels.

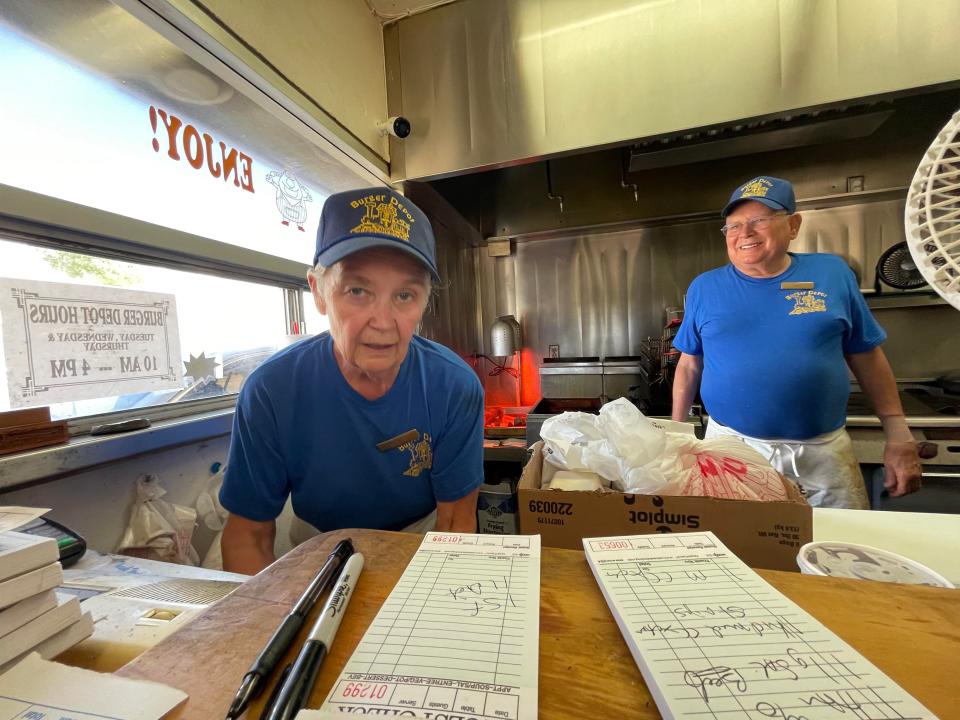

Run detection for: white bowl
[[797, 540, 954, 589]]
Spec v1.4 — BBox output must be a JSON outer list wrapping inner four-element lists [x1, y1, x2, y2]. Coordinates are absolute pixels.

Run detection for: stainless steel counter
[[482, 444, 530, 463], [845, 415, 960, 428], [847, 426, 960, 466]]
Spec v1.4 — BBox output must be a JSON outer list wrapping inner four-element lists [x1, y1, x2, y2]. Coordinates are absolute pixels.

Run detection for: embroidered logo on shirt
[[350, 193, 414, 241], [398, 431, 433, 477], [786, 290, 827, 315]]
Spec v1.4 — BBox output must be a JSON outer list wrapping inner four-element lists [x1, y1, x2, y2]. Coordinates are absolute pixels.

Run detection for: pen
[[225, 538, 354, 720], [258, 663, 292, 720], [263, 552, 365, 720]]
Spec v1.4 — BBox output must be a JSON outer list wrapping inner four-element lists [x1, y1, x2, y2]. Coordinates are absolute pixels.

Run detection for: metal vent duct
[[627, 105, 894, 172]]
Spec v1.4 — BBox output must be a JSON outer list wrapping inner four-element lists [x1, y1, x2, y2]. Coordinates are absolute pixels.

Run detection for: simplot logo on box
[[624, 496, 700, 532]]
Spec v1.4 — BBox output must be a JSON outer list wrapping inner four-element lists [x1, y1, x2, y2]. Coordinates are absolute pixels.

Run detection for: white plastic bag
[[201, 529, 225, 570], [117, 474, 200, 565], [658, 435, 792, 501], [540, 399, 671, 492], [195, 466, 229, 569], [580, 439, 624, 486], [538, 399, 788, 499], [540, 411, 604, 471], [596, 398, 665, 467], [196, 465, 228, 532]]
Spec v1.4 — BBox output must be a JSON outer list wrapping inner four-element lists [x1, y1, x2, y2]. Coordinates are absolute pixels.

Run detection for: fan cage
[[905, 108, 960, 310], [878, 244, 925, 289]]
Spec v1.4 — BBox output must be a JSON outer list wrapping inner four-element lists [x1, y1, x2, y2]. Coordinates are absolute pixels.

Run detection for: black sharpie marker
[[225, 539, 353, 720], [263, 552, 365, 720]]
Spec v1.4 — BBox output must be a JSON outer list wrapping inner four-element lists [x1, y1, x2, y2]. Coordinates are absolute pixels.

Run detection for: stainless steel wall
[[795, 198, 904, 288], [474, 197, 960, 399], [389, 0, 960, 180], [481, 222, 725, 360], [874, 304, 960, 380], [404, 182, 485, 357]]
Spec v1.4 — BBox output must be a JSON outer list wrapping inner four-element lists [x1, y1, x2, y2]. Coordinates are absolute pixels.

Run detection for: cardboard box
[[518, 442, 811, 572]]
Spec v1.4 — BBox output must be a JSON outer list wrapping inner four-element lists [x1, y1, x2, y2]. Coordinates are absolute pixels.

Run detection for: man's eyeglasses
[[721, 212, 787, 238]]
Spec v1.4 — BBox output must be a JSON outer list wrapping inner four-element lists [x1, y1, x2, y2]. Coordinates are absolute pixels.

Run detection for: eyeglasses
[[720, 212, 787, 238]]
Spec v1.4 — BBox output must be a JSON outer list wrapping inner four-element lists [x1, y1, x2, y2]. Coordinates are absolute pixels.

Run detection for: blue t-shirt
[[673, 253, 886, 440], [220, 333, 484, 531]]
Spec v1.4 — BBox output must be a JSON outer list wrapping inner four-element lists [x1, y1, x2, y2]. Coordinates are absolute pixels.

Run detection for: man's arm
[[221, 513, 277, 575], [846, 347, 922, 497], [435, 488, 479, 533], [672, 353, 704, 421]]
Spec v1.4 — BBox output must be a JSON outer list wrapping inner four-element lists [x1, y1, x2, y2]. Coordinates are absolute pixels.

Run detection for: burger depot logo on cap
[[722, 175, 797, 217], [349, 192, 414, 241], [314, 187, 439, 279], [738, 177, 773, 200]]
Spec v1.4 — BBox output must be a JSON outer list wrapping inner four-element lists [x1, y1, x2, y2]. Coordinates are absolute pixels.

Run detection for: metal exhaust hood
[[627, 105, 894, 172]]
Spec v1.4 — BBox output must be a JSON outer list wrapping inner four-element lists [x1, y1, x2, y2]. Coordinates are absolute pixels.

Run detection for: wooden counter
[[117, 530, 959, 719]]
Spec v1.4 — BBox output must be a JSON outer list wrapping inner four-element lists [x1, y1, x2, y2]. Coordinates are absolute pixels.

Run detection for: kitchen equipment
[[846, 378, 960, 511], [600, 355, 644, 403], [847, 382, 960, 418], [937, 370, 960, 394], [483, 404, 529, 438], [637, 332, 681, 416], [489, 315, 521, 356], [525, 397, 602, 446], [875, 241, 927, 290], [538, 357, 602, 399], [905, 107, 960, 310]]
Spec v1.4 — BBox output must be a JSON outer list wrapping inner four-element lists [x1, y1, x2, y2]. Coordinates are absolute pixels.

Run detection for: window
[[0, 237, 313, 420], [0, 1, 370, 427], [301, 290, 329, 336]]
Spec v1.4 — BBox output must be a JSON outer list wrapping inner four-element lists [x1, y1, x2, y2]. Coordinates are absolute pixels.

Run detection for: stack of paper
[[0, 652, 187, 719], [320, 532, 541, 720], [583, 531, 939, 720], [0, 508, 93, 670]]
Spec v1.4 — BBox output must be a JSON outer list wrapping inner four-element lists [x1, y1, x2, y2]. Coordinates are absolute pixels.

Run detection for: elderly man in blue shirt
[[672, 176, 922, 508]]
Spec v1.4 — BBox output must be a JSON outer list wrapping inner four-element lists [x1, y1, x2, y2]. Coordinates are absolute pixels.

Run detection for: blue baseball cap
[[313, 187, 439, 279], [722, 176, 797, 217]]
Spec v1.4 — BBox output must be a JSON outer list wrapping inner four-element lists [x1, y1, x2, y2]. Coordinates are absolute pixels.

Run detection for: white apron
[[705, 419, 869, 509], [289, 508, 438, 548]]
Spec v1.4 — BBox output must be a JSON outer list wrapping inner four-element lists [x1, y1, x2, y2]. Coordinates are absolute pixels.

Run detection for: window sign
[[0, 238, 302, 420], [149, 105, 256, 195], [0, 17, 372, 265], [0, 279, 182, 408], [147, 104, 317, 233]]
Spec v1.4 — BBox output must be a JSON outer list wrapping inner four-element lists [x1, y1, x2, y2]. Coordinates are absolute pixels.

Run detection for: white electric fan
[[905, 108, 960, 310]]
